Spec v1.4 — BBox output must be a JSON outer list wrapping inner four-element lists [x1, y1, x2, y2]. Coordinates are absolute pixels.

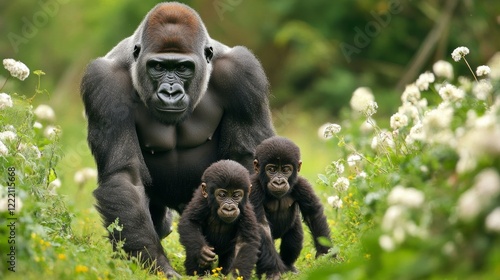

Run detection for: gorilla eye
[[282, 165, 293, 174], [153, 63, 164, 71], [217, 190, 227, 198], [266, 165, 277, 174], [233, 191, 242, 199]]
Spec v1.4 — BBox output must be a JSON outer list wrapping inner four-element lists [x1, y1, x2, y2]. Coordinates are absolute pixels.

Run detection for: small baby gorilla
[[251, 136, 332, 274], [178, 160, 260, 279]]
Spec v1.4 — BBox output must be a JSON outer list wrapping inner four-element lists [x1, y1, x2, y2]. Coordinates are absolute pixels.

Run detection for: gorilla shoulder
[[211, 45, 269, 100]]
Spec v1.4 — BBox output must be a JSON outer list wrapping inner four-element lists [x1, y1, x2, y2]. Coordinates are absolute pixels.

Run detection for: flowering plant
[[312, 47, 500, 279]]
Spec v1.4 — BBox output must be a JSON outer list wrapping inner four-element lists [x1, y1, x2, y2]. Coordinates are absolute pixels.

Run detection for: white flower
[[347, 154, 362, 167], [332, 160, 345, 174], [322, 123, 341, 139], [476, 65, 491, 77], [17, 143, 41, 158], [390, 112, 409, 130], [472, 80, 492, 101], [34, 104, 56, 122], [0, 93, 13, 110], [360, 119, 375, 133], [0, 141, 8, 156], [379, 234, 396, 252], [473, 168, 500, 198], [451, 46, 470, 62], [3, 58, 30, 81], [327, 195, 343, 209], [333, 177, 349, 191], [401, 84, 421, 104], [415, 71, 435, 91], [44, 126, 60, 139], [364, 101, 378, 117], [438, 84, 465, 102], [0, 131, 17, 142], [421, 105, 454, 145], [398, 102, 420, 123], [49, 178, 62, 189], [371, 130, 394, 151], [485, 207, 500, 233], [74, 167, 98, 185], [387, 185, 425, 208], [350, 87, 375, 113], [487, 52, 500, 79], [405, 122, 425, 145], [433, 60, 454, 79], [33, 122, 43, 129], [457, 189, 483, 222], [357, 171, 367, 178]]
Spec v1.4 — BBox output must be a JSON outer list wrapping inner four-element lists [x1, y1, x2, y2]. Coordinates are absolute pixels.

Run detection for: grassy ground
[[6, 90, 341, 279]]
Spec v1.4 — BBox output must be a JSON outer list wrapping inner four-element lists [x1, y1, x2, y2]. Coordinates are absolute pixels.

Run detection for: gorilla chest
[[135, 93, 224, 208], [135, 93, 223, 152], [265, 195, 299, 236]]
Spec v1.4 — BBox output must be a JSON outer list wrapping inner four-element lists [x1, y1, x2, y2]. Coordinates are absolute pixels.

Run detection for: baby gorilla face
[[215, 188, 244, 223], [265, 163, 293, 198]]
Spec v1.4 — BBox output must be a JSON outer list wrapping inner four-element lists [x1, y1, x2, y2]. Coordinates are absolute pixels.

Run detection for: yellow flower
[[57, 254, 66, 260], [216, 267, 222, 271], [236, 276, 244, 280], [305, 253, 312, 259], [31, 233, 37, 239], [75, 265, 89, 273], [213, 273, 219, 277]]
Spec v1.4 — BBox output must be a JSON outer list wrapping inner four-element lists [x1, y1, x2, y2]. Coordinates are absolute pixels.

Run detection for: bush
[[312, 47, 500, 279]]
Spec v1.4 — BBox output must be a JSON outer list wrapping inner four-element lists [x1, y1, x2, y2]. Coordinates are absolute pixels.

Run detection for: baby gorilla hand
[[199, 245, 216, 266]]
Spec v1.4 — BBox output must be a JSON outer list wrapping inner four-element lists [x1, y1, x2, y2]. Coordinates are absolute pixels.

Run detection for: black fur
[[178, 160, 260, 279], [80, 2, 274, 277], [251, 137, 332, 275]]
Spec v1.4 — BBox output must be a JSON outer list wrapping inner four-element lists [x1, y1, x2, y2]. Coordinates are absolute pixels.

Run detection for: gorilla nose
[[159, 83, 183, 96], [157, 83, 185, 104], [276, 178, 287, 187]]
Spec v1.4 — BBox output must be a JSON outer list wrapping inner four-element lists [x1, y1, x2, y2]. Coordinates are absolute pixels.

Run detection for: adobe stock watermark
[[339, 0, 404, 63], [213, 0, 243, 21], [8, 0, 71, 54]]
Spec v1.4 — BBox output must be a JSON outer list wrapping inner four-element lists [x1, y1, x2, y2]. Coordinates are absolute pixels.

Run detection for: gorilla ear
[[201, 183, 208, 198], [297, 160, 303, 173], [253, 159, 260, 174], [133, 44, 141, 61], [204, 46, 213, 63]]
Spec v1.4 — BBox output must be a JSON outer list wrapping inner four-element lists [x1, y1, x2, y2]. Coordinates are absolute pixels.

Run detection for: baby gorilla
[[178, 160, 260, 279], [251, 136, 332, 274]]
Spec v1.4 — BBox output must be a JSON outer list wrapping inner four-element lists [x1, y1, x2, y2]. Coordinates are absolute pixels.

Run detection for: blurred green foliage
[[1, 0, 499, 116]]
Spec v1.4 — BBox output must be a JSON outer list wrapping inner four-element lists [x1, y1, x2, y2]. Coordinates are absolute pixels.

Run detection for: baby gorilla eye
[[282, 165, 293, 174], [266, 166, 277, 174]]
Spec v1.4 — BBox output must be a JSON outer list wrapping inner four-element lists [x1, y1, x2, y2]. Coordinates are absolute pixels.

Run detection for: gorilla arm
[[211, 44, 275, 170], [178, 189, 217, 274], [81, 58, 179, 277], [293, 177, 332, 257]]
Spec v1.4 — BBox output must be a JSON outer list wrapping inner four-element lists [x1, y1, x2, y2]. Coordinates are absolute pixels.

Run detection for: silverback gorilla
[[251, 137, 332, 274], [80, 2, 274, 277], [178, 160, 260, 279]]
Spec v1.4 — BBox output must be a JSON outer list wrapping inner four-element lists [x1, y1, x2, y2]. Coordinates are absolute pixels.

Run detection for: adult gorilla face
[[131, 4, 213, 124]]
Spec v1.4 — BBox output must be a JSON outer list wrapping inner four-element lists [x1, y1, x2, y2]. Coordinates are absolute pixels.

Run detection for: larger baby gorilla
[[80, 2, 274, 277]]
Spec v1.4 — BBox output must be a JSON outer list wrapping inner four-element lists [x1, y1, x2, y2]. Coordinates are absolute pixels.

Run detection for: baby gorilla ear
[[253, 159, 260, 174], [201, 183, 209, 198]]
